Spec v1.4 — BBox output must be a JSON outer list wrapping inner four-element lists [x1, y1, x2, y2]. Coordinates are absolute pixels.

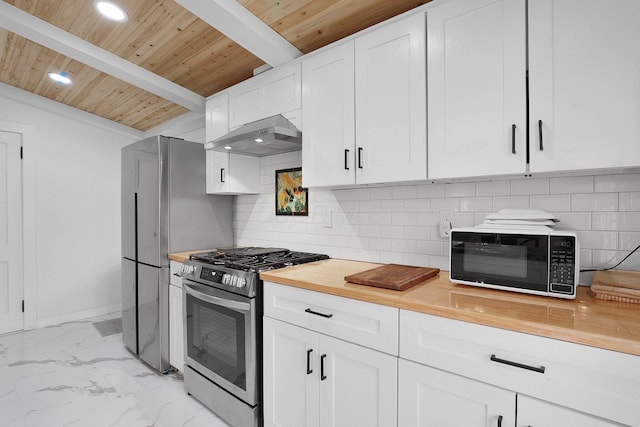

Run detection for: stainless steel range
[[179, 247, 329, 427]]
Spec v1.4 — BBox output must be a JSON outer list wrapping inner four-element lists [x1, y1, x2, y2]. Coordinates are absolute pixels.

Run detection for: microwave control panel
[[549, 235, 576, 295]]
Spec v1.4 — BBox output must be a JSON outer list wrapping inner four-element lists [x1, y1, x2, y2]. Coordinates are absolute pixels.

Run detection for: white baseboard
[[33, 303, 122, 330]]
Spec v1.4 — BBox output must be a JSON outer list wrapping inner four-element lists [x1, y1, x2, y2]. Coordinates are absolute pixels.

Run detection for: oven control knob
[[222, 274, 231, 285], [237, 277, 246, 288]]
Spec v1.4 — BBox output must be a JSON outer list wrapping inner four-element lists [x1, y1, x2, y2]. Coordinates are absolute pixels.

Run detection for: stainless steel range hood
[[204, 114, 302, 157]]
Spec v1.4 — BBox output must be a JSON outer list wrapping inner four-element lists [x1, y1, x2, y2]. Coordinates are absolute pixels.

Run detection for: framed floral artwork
[[275, 167, 308, 216]]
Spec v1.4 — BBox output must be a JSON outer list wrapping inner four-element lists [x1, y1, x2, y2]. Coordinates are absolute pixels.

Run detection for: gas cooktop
[[189, 247, 329, 273]]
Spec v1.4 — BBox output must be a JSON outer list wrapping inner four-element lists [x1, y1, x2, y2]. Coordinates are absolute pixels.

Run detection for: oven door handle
[[184, 282, 251, 311]]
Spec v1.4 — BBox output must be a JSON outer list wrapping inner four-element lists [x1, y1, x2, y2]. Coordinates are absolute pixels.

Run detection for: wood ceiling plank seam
[[0, 2, 205, 112]]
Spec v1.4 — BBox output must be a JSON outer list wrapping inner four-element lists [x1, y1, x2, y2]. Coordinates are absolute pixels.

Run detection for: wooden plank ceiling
[[0, 0, 428, 132]]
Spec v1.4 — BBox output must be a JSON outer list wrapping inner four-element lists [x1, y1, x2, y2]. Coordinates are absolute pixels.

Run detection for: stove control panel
[[198, 267, 247, 288]]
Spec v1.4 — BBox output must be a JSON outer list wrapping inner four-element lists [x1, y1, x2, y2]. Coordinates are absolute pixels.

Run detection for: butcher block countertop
[[169, 249, 216, 263], [260, 258, 640, 357]]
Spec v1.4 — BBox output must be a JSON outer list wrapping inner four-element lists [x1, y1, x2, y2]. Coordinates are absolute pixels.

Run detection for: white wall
[[1, 84, 140, 328], [235, 152, 640, 285]]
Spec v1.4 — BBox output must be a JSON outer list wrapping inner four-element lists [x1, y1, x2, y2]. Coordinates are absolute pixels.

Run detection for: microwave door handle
[[184, 282, 251, 312]]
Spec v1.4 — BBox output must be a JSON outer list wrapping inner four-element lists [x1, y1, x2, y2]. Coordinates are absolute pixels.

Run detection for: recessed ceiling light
[[48, 72, 72, 85], [255, 138, 264, 143], [94, 0, 128, 22], [224, 146, 232, 150]]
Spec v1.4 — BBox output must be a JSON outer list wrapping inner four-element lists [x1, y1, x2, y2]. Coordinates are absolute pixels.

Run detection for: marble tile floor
[[0, 312, 229, 427]]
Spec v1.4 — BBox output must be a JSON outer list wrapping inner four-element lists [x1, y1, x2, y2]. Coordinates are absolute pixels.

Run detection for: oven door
[[183, 280, 257, 406], [450, 230, 549, 293]]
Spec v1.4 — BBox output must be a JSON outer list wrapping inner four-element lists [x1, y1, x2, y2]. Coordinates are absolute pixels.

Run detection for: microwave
[[449, 227, 579, 299]]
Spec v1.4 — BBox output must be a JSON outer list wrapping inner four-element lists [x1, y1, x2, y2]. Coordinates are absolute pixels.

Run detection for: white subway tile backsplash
[[577, 231, 618, 250], [234, 168, 640, 274], [444, 182, 476, 197], [476, 180, 510, 196], [459, 197, 493, 212], [595, 173, 640, 193], [510, 178, 549, 195], [550, 176, 594, 194], [417, 182, 445, 198], [592, 212, 640, 231], [619, 192, 640, 211], [571, 193, 618, 212], [530, 194, 571, 212], [393, 185, 418, 199], [619, 232, 640, 250], [392, 239, 416, 253], [492, 195, 530, 211], [431, 197, 460, 212], [452, 212, 476, 227], [404, 199, 431, 212], [392, 212, 419, 226]]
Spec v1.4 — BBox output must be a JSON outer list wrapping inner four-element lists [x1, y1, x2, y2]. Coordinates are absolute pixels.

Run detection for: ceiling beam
[[0, 2, 205, 113], [176, 0, 302, 68]]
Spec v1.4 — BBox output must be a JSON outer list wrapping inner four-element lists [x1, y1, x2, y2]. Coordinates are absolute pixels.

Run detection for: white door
[[0, 131, 24, 335], [319, 335, 398, 427], [427, 0, 527, 179], [528, 0, 640, 173], [517, 395, 625, 427], [354, 12, 427, 185], [263, 317, 320, 427], [302, 41, 356, 187], [398, 359, 515, 427]]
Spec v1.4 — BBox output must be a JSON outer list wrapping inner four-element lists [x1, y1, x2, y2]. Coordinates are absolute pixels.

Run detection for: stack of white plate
[[477, 209, 559, 230]]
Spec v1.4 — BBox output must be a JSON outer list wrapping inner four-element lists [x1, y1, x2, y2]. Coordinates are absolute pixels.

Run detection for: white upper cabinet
[[427, 0, 526, 179], [205, 151, 260, 195], [528, 0, 640, 173], [428, 0, 640, 179], [302, 41, 356, 187], [205, 92, 229, 142], [302, 13, 427, 187], [354, 12, 427, 185], [228, 61, 302, 128]]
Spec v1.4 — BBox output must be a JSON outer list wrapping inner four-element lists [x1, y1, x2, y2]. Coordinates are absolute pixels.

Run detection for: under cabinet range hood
[[205, 114, 302, 157]]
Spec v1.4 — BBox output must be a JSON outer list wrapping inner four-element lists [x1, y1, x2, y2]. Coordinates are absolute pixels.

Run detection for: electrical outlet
[[439, 211, 454, 238]]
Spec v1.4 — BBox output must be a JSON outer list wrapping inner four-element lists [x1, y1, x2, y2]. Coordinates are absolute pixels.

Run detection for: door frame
[[0, 120, 36, 331]]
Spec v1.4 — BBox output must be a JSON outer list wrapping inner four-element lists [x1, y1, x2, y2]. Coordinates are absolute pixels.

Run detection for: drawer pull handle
[[305, 308, 333, 318], [497, 415, 503, 427], [320, 354, 327, 380], [344, 149, 350, 170], [490, 354, 545, 374], [306, 349, 313, 375]]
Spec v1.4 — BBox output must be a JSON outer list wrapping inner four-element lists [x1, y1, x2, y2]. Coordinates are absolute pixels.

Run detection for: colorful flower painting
[[275, 167, 308, 216]]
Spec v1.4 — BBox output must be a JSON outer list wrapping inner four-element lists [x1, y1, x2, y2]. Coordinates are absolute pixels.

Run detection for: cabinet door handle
[[305, 308, 333, 318], [497, 415, 503, 427], [344, 149, 350, 170], [490, 354, 546, 373], [511, 124, 516, 154], [320, 354, 327, 380], [538, 119, 544, 151], [306, 349, 313, 375], [357, 147, 363, 169], [220, 168, 225, 183]]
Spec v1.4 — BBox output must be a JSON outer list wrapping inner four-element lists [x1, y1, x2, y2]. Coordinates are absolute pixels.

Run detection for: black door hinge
[[22, 300, 24, 312]]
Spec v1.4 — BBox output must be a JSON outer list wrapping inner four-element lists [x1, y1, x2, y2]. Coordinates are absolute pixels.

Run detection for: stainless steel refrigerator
[[121, 135, 233, 372]]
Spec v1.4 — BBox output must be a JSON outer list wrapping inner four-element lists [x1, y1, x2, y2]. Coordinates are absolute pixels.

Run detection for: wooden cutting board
[[344, 264, 440, 291]]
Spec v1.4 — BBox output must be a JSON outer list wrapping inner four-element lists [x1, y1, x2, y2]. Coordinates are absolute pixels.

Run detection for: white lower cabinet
[[399, 309, 640, 427], [398, 358, 515, 427], [517, 395, 625, 427], [263, 317, 397, 427], [263, 282, 399, 427], [168, 260, 184, 372]]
